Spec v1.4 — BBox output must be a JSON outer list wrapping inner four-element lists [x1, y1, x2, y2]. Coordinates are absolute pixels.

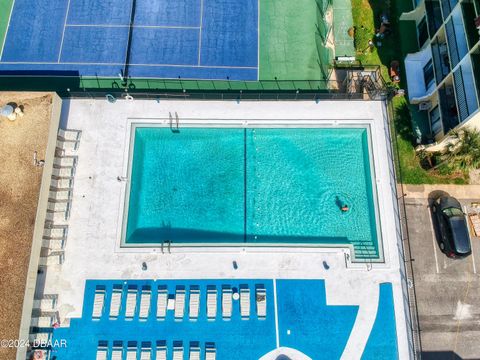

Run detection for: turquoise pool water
[[124, 127, 380, 259]]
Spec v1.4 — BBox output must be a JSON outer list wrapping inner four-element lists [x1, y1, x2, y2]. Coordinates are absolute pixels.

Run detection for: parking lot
[[404, 186, 480, 360]]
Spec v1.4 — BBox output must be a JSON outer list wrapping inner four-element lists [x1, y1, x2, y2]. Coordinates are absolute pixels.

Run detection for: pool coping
[[116, 118, 385, 263]]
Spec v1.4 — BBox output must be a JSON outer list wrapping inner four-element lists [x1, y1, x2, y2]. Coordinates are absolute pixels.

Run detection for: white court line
[[273, 279, 280, 348], [0, 0, 17, 61], [197, 0, 204, 66], [463, 205, 477, 274], [257, 0, 260, 81], [0, 60, 257, 69], [57, 0, 72, 63], [66, 24, 200, 30], [427, 206, 440, 274]]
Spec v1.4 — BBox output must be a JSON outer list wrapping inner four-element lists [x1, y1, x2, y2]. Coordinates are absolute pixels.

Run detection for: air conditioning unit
[[419, 101, 432, 111]]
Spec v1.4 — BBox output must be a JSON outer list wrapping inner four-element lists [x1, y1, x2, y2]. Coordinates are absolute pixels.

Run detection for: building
[[401, 0, 480, 143]]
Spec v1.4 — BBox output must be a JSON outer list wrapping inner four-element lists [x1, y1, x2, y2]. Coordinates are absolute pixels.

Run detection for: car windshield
[[442, 207, 464, 218]]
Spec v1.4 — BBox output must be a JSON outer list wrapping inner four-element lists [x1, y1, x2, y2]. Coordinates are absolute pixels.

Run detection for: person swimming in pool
[[341, 204, 349, 212]]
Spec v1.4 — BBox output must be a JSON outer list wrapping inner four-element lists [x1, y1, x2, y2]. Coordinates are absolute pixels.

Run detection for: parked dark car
[[432, 196, 472, 259]]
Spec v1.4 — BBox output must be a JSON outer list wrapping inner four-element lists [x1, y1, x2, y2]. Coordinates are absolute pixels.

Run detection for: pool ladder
[[169, 112, 179, 133], [161, 240, 171, 254]]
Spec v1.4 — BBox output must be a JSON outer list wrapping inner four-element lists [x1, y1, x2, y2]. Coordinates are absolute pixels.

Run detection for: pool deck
[[38, 99, 410, 359]]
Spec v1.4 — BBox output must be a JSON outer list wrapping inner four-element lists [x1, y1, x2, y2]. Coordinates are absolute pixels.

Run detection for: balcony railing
[[439, 85, 459, 132], [425, 0, 443, 37], [431, 41, 450, 84]]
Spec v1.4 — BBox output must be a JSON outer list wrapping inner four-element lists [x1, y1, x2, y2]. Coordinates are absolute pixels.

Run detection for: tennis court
[[0, 0, 259, 80]]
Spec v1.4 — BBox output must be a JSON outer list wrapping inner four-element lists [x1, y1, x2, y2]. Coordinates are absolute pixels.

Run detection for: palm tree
[[441, 128, 480, 172]]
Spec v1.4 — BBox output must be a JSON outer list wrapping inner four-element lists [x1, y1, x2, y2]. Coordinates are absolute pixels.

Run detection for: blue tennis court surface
[[40, 279, 399, 359], [0, 0, 258, 80]]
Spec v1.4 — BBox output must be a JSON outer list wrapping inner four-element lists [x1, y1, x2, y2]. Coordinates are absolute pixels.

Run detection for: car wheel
[[440, 242, 445, 250]]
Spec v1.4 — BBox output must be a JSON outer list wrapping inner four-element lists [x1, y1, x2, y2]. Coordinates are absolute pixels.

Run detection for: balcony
[[461, 1, 480, 50], [472, 51, 480, 101], [440, 0, 459, 20], [438, 80, 459, 133], [405, 46, 437, 102], [425, 0, 443, 37], [453, 58, 479, 122], [445, 7, 469, 68], [431, 30, 450, 84]]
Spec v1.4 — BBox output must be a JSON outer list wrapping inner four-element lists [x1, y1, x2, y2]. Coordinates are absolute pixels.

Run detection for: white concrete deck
[[42, 99, 411, 359]]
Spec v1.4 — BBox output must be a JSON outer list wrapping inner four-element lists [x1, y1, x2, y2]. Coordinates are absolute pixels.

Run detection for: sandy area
[[0, 92, 52, 360]]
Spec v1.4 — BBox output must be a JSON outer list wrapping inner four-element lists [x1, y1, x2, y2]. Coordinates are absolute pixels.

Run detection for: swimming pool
[[122, 126, 381, 260]]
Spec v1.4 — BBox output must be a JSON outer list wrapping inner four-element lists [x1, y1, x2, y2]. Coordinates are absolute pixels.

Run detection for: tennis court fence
[[0, 66, 387, 101]]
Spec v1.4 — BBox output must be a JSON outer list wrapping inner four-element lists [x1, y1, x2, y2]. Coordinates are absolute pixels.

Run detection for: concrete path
[[401, 184, 480, 199]]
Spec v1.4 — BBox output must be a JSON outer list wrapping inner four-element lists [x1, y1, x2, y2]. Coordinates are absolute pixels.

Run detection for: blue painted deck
[[44, 280, 399, 359], [0, 0, 258, 80]]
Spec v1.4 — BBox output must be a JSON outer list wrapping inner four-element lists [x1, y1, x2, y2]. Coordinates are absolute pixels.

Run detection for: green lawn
[[0, 0, 14, 54], [351, 0, 467, 184]]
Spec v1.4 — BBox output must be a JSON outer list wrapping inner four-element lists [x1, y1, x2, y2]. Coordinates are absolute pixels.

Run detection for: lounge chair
[[140, 342, 152, 360], [43, 225, 68, 240], [156, 286, 168, 320], [38, 252, 64, 267], [126, 342, 137, 360], [92, 286, 106, 319], [222, 286, 232, 320], [189, 286, 200, 320], [29, 332, 51, 345], [96, 341, 108, 360], [207, 286, 217, 320], [139, 286, 151, 321], [111, 342, 123, 360], [240, 285, 250, 319], [58, 129, 82, 142], [32, 297, 56, 311], [50, 178, 74, 191], [155, 341, 167, 360], [56, 139, 79, 154], [256, 286, 267, 319], [51, 167, 75, 179], [30, 315, 54, 328], [41, 238, 64, 251], [53, 156, 77, 169], [172, 342, 183, 360], [174, 286, 185, 320], [48, 190, 72, 202], [109, 285, 122, 319], [125, 285, 137, 319], [205, 343, 216, 360], [189, 342, 200, 360]]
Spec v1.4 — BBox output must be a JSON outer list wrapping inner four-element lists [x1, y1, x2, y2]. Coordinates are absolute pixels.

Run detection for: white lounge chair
[[111, 344, 123, 360], [31, 315, 53, 328], [29, 332, 51, 345], [222, 287, 232, 320], [49, 190, 72, 202], [52, 167, 75, 178], [256, 287, 267, 319], [174, 287, 185, 320], [56, 139, 79, 153], [38, 252, 64, 267], [140, 343, 152, 360], [156, 342, 167, 360], [109, 286, 122, 319], [43, 225, 68, 240], [240, 286, 250, 319], [96, 342, 108, 360], [189, 344, 200, 360], [53, 156, 77, 169], [50, 178, 74, 190], [207, 287, 217, 320], [58, 128, 82, 142], [189, 287, 200, 320], [205, 345, 216, 360], [33, 297, 56, 311], [42, 238, 64, 250], [173, 343, 183, 360], [125, 286, 137, 319], [92, 287, 106, 319], [44, 211, 68, 224], [126, 343, 137, 360], [47, 200, 70, 214], [156, 287, 168, 320], [139, 287, 151, 321]]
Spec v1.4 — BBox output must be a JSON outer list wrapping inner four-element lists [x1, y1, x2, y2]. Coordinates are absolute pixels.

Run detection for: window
[[423, 59, 435, 90], [443, 207, 464, 217], [429, 105, 442, 136], [417, 17, 429, 48]]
